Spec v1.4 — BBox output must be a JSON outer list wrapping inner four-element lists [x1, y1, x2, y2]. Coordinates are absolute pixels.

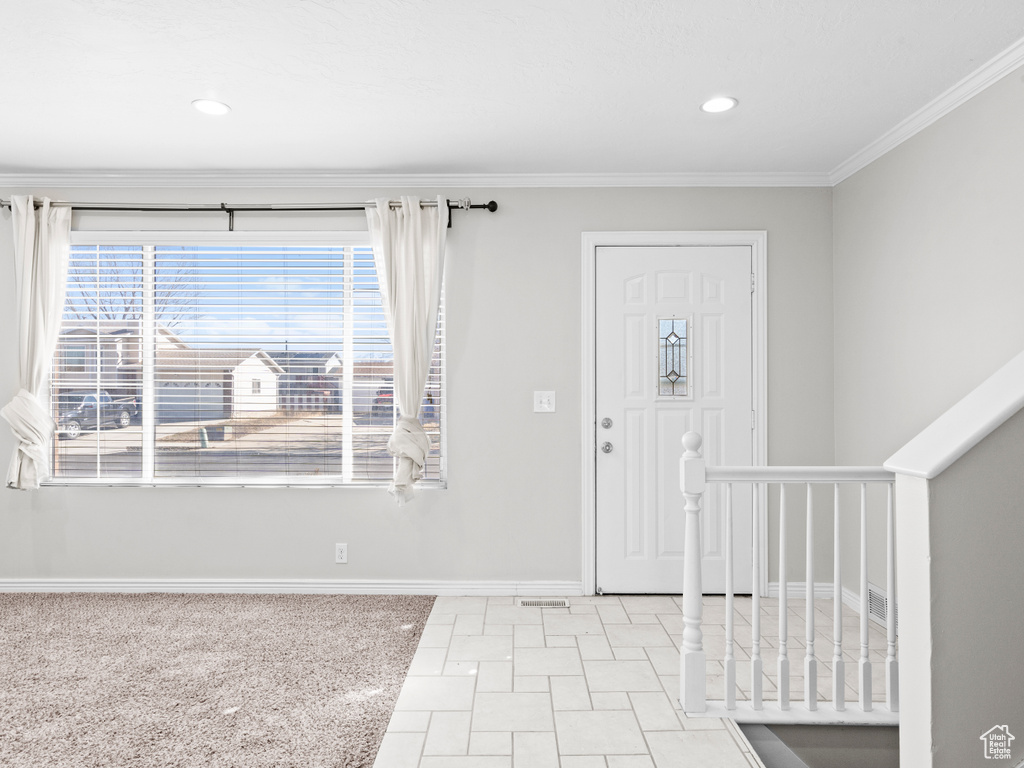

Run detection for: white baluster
[[886, 482, 899, 712], [751, 483, 763, 710], [679, 431, 707, 713], [778, 483, 790, 710], [859, 482, 872, 712], [832, 483, 845, 712], [804, 483, 817, 710], [724, 482, 735, 710]]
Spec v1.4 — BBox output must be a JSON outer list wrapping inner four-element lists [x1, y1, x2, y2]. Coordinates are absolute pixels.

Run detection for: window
[[658, 317, 689, 397], [49, 233, 445, 486]]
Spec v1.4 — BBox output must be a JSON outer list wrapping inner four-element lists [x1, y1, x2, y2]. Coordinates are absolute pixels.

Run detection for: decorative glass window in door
[[658, 318, 689, 397]]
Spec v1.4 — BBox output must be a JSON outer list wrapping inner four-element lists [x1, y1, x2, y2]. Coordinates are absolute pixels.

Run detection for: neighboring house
[[155, 349, 284, 421], [54, 324, 285, 422], [56, 326, 138, 402], [54, 322, 188, 405], [268, 351, 343, 412]]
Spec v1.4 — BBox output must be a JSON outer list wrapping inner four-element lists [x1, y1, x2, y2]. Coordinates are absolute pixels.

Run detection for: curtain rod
[[0, 198, 498, 212], [0, 197, 498, 230]]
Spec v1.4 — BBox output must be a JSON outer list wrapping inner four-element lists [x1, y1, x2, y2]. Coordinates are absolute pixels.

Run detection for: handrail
[[679, 431, 899, 724], [706, 466, 894, 483]]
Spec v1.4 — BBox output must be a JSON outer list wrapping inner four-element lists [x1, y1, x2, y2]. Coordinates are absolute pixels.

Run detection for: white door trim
[[581, 231, 768, 595]]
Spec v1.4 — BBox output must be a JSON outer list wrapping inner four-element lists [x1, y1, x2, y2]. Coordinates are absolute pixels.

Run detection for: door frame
[[581, 231, 768, 596]]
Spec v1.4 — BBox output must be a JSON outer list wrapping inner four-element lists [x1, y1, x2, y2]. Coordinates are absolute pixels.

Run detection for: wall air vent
[[516, 598, 569, 608]]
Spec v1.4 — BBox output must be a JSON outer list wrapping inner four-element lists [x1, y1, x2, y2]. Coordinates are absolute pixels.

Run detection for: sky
[[65, 244, 397, 360]]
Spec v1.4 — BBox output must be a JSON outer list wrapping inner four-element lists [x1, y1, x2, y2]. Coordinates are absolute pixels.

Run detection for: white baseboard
[[840, 584, 863, 613], [0, 579, 585, 596], [766, 581, 890, 627], [766, 581, 842, 601]]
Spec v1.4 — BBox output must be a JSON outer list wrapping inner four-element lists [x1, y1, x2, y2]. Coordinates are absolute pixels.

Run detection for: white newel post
[[680, 431, 707, 713]]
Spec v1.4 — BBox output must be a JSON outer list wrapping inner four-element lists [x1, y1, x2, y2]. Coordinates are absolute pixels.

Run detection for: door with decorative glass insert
[[596, 245, 754, 594]]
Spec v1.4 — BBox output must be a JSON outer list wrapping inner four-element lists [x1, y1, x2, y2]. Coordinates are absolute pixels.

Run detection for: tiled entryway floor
[[373, 594, 894, 767], [374, 595, 764, 768]]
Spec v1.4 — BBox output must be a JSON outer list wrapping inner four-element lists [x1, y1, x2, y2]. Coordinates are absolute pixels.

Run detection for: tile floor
[[373, 594, 894, 768]]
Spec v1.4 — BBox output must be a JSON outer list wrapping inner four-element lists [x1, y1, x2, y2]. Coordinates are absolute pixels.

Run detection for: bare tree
[[63, 251, 199, 328]]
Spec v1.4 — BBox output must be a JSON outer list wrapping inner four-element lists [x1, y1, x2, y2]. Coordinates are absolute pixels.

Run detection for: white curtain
[[366, 196, 447, 503], [1, 196, 72, 489]]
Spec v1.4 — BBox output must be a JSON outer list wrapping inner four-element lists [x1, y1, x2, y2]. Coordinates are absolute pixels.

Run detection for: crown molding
[[3, 36, 1021, 193], [0, 170, 833, 190], [830, 36, 1024, 185]]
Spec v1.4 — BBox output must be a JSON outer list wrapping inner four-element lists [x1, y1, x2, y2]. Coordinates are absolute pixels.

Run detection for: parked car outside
[[370, 381, 439, 422], [57, 391, 138, 439]]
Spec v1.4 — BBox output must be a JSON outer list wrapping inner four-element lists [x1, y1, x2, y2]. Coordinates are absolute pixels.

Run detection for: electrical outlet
[[534, 390, 556, 413], [335, 543, 348, 564]]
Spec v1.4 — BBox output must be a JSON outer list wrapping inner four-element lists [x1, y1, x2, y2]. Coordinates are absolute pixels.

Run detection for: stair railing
[[680, 431, 899, 724]]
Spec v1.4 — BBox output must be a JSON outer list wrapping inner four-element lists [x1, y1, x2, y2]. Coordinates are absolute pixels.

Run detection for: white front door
[[595, 245, 754, 594]]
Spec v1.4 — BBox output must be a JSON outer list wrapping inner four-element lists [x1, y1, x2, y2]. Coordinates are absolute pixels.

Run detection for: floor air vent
[[516, 598, 569, 608]]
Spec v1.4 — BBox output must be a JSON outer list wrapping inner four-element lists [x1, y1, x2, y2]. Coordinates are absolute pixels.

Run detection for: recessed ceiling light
[[192, 99, 231, 116], [700, 97, 738, 113]]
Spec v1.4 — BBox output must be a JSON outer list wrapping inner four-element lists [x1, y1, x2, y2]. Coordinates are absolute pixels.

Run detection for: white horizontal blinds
[[423, 313, 444, 481], [49, 241, 444, 485], [150, 245, 339, 478], [351, 245, 393, 481], [349, 247, 444, 482], [51, 245, 145, 479]]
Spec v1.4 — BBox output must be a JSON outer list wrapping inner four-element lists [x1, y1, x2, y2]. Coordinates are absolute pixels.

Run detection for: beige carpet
[[0, 593, 435, 768]]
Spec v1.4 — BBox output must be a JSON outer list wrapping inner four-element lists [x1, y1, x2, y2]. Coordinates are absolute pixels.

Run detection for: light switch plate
[[534, 391, 556, 413]]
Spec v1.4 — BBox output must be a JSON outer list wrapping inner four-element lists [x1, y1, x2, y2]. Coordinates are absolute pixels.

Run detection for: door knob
[[601, 442, 613, 454], [601, 417, 613, 429]]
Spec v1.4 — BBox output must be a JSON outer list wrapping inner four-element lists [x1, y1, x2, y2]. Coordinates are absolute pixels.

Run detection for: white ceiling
[[3, 0, 1024, 184]]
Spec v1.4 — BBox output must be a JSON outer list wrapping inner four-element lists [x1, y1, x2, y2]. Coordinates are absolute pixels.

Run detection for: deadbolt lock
[[601, 417, 613, 429]]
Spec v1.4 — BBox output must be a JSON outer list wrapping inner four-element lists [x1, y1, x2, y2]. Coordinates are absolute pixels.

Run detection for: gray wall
[[833, 65, 1024, 765], [896, 409, 1024, 768], [833, 64, 1024, 585], [0, 186, 833, 586]]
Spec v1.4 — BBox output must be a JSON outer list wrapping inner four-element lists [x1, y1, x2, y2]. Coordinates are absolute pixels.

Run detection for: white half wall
[[894, 408, 1024, 768]]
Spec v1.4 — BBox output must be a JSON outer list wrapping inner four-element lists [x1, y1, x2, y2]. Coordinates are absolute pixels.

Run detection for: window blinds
[[50, 241, 444, 485]]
